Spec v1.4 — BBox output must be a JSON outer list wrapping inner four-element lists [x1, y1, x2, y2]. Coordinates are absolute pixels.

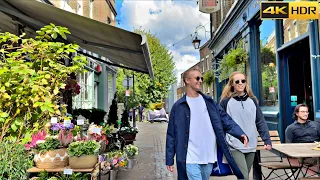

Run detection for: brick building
[[210, 0, 235, 35], [46, 0, 116, 26], [199, 41, 214, 97]]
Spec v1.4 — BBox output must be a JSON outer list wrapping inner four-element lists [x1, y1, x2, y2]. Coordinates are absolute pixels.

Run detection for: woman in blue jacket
[[220, 71, 272, 180]]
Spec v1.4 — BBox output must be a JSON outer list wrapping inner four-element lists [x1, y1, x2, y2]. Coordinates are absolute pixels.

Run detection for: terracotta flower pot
[[69, 155, 98, 169], [34, 148, 69, 169]]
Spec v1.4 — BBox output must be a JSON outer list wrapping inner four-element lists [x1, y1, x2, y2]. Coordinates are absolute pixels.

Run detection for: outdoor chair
[[258, 130, 301, 180]]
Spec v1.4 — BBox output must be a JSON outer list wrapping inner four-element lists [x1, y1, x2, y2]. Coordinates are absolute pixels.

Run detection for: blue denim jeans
[[186, 163, 213, 180]]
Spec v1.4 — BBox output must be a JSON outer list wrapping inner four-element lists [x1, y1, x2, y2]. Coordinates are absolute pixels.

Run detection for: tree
[[116, 30, 176, 107], [107, 93, 119, 128], [0, 24, 87, 142], [261, 45, 276, 65], [120, 109, 130, 128]]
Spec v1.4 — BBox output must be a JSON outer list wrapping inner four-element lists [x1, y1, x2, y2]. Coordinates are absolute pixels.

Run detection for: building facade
[[200, 41, 214, 97], [44, 0, 117, 112]]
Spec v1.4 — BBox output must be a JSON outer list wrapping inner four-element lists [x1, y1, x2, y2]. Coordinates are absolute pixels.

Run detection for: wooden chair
[[257, 130, 301, 180]]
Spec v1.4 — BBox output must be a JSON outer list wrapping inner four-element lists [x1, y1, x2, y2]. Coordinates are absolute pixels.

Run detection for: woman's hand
[[264, 144, 272, 150]]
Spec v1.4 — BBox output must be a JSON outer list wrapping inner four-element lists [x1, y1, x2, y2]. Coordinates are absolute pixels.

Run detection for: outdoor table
[[272, 143, 320, 180]]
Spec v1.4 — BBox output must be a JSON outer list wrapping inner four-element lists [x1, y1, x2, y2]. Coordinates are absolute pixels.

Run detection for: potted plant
[[26, 134, 69, 169], [119, 126, 138, 143], [100, 151, 127, 180], [124, 145, 139, 169], [67, 140, 101, 169]]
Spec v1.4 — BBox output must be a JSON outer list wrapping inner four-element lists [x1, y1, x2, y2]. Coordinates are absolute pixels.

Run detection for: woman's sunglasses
[[235, 79, 246, 84], [195, 76, 204, 81]]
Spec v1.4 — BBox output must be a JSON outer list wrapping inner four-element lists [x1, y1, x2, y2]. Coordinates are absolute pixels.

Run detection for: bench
[[256, 130, 301, 180]]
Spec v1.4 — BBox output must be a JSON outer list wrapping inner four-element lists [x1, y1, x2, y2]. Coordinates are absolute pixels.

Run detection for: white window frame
[[206, 55, 210, 70], [89, 0, 93, 19], [73, 71, 94, 109]]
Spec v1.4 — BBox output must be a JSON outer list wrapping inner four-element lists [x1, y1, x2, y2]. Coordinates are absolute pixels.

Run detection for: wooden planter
[[34, 148, 69, 169], [69, 155, 98, 169]]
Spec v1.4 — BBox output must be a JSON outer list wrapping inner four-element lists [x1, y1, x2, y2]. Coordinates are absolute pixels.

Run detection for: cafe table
[[272, 143, 320, 179]]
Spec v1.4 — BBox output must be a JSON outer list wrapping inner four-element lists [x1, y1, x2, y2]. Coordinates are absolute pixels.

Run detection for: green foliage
[[116, 30, 176, 107], [38, 171, 90, 180], [0, 24, 87, 142], [120, 109, 130, 128], [261, 45, 276, 65], [203, 71, 215, 86], [215, 40, 248, 82], [0, 139, 33, 179], [37, 137, 60, 154], [67, 140, 101, 157], [107, 93, 119, 128]]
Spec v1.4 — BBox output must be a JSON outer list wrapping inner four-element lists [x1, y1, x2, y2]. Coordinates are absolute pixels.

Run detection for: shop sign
[[199, 0, 220, 14]]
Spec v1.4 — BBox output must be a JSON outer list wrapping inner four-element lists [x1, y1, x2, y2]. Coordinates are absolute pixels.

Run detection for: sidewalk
[[117, 121, 316, 180]]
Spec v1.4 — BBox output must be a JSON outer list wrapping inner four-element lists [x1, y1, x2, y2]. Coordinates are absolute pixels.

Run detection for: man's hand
[[264, 144, 272, 150], [241, 135, 248, 147], [167, 165, 174, 172]]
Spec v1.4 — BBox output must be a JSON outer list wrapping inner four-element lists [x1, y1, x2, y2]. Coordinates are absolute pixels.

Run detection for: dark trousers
[[139, 113, 143, 122]]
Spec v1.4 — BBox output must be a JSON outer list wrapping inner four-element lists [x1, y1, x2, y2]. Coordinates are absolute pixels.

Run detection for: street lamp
[[192, 34, 201, 49], [192, 24, 209, 49]]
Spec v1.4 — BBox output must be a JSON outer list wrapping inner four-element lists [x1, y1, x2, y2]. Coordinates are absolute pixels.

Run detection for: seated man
[[286, 104, 320, 143], [285, 104, 320, 165]]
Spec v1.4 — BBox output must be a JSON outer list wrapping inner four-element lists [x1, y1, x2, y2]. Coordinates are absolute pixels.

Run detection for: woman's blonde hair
[[220, 71, 256, 103]]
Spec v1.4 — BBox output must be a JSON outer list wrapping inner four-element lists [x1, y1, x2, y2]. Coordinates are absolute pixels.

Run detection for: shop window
[[72, 71, 94, 109], [260, 21, 278, 106], [107, 17, 111, 24]]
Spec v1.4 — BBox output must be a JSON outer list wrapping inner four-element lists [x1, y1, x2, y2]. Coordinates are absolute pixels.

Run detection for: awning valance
[[0, 0, 154, 78]]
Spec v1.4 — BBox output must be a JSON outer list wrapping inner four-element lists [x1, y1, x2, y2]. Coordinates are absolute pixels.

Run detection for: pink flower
[[112, 159, 118, 165]]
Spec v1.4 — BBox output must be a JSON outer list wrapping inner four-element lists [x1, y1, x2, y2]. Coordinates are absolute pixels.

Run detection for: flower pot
[[109, 169, 118, 180], [69, 155, 98, 169], [122, 133, 136, 141], [34, 148, 69, 169], [127, 158, 135, 169]]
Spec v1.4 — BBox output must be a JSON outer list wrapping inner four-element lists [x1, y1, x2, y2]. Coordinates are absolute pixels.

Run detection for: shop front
[[208, 0, 320, 142]]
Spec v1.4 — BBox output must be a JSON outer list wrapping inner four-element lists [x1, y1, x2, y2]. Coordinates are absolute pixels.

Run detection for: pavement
[[116, 121, 317, 180]]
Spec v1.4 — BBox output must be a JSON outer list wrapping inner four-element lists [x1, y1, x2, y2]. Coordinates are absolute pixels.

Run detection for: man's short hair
[[182, 66, 201, 84], [292, 104, 308, 120]]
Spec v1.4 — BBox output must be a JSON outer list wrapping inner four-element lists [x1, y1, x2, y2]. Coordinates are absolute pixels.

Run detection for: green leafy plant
[[203, 71, 215, 86], [0, 139, 33, 179], [124, 145, 139, 158], [120, 109, 130, 128], [215, 40, 248, 82], [67, 140, 101, 157], [0, 24, 87, 142], [37, 137, 60, 154]]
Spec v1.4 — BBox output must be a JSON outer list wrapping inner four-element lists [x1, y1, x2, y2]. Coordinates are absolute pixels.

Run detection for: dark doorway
[[288, 38, 313, 120]]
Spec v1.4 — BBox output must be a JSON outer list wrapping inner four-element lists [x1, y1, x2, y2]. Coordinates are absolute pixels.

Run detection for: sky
[[115, 0, 274, 84]]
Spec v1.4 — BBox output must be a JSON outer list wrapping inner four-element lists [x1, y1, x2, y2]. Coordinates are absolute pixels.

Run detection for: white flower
[[36, 140, 45, 145]]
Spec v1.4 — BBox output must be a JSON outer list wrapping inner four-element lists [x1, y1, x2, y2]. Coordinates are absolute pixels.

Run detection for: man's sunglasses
[[235, 79, 246, 84], [195, 76, 204, 81]]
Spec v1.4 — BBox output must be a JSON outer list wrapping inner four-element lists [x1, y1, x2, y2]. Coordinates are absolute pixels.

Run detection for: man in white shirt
[[166, 66, 248, 180]]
